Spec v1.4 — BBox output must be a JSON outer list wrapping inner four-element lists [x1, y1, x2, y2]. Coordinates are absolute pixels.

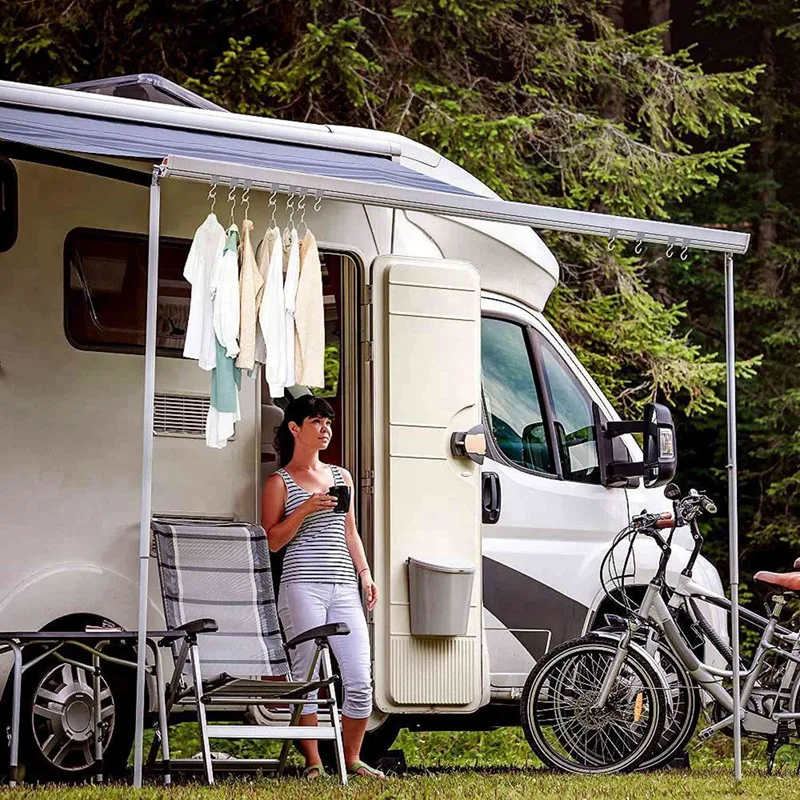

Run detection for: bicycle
[[520, 484, 800, 774]]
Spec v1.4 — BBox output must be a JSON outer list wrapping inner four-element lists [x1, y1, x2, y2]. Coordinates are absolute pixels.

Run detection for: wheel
[[636, 642, 700, 771], [520, 634, 666, 774], [14, 646, 136, 783]]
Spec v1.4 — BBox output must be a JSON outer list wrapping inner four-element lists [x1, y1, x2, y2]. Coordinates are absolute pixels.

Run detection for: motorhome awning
[[0, 104, 471, 195]]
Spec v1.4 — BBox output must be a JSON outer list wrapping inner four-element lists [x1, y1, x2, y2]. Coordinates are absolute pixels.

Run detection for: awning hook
[[634, 238, 644, 255]]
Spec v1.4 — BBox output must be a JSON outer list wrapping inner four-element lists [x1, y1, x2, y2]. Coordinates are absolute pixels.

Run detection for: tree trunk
[[757, 24, 780, 295], [648, 0, 671, 53]]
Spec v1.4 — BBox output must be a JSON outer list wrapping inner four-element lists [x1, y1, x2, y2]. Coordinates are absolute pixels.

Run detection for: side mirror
[[592, 401, 678, 489], [642, 403, 677, 488], [521, 422, 553, 473]]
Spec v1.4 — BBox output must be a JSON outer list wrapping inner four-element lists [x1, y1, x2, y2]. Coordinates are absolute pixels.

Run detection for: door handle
[[482, 472, 501, 524]]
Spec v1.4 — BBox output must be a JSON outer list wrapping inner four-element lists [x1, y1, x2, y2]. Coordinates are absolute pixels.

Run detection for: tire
[[636, 643, 700, 771], [520, 635, 666, 774], [15, 644, 136, 783]]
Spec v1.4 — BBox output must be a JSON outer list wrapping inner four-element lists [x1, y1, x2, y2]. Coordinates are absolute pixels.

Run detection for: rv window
[[481, 317, 555, 474], [64, 228, 191, 354], [537, 337, 601, 484], [0, 159, 18, 252]]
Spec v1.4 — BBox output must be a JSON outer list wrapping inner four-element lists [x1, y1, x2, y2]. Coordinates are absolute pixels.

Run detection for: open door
[[369, 255, 484, 713]]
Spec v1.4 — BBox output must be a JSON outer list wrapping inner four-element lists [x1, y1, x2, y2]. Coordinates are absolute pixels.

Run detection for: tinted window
[[0, 159, 18, 252], [65, 229, 191, 354], [538, 336, 600, 483], [481, 317, 554, 474]]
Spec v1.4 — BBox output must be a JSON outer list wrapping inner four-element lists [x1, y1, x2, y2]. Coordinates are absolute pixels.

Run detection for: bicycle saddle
[[754, 570, 800, 591]]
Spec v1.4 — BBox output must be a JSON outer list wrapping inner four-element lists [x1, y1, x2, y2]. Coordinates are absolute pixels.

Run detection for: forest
[[2, 0, 798, 595]]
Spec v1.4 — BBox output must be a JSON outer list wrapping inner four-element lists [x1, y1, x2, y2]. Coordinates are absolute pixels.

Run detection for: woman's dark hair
[[274, 395, 336, 467]]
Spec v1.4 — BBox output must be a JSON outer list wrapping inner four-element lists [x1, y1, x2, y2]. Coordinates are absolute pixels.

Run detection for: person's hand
[[361, 572, 378, 611], [300, 492, 337, 516]]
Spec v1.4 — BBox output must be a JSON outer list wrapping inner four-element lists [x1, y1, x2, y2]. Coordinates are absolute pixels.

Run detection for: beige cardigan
[[294, 231, 325, 388]]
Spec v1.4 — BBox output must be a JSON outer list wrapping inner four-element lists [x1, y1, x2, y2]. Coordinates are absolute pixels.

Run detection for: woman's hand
[[300, 492, 338, 516], [361, 571, 378, 611]]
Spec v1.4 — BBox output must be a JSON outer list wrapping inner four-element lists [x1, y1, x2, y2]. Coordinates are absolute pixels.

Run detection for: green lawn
[[2, 726, 800, 798]]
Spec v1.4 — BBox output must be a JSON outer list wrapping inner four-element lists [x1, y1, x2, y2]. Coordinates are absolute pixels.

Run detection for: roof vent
[[60, 74, 226, 112], [154, 393, 210, 438]]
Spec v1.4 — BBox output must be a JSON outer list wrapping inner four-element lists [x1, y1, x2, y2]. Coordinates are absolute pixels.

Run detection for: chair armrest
[[177, 618, 219, 635], [284, 622, 350, 650]]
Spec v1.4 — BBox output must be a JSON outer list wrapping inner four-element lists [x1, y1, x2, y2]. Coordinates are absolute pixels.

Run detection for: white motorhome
[[0, 74, 727, 778]]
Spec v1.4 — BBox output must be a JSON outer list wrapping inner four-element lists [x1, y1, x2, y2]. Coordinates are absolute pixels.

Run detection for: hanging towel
[[211, 224, 241, 359], [294, 230, 325, 388], [253, 226, 270, 366], [182, 213, 225, 371], [257, 226, 288, 397], [282, 227, 301, 389], [236, 218, 263, 372]]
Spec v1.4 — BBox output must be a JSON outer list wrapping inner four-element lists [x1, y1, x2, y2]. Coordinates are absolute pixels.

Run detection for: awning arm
[[0, 140, 150, 186], [163, 154, 750, 255]]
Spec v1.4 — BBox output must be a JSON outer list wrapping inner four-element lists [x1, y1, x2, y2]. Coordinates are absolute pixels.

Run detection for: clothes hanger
[[207, 180, 217, 215], [268, 186, 278, 229], [228, 183, 238, 228], [298, 193, 308, 239]]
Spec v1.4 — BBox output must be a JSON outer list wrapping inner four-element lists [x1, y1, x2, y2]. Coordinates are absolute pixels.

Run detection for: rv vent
[[153, 393, 209, 437]]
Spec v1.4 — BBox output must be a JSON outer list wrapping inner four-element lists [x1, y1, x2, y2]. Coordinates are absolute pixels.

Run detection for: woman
[[262, 395, 384, 780]]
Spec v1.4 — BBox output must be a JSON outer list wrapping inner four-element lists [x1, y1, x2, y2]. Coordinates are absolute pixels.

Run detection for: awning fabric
[[0, 104, 472, 196]]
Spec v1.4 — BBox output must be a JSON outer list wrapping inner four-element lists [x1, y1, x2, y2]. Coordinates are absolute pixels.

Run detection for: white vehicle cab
[[0, 74, 727, 778]]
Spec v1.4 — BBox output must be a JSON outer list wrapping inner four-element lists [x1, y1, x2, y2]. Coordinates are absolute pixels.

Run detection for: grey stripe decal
[[482, 556, 588, 659]]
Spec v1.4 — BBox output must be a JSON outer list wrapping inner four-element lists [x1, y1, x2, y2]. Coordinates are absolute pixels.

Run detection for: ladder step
[[205, 724, 337, 740]]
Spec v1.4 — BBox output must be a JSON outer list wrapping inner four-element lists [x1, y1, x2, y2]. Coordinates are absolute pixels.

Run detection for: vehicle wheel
[[520, 634, 666, 774], [16, 646, 136, 783]]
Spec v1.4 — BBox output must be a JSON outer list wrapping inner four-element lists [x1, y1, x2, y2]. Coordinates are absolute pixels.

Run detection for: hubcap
[[31, 663, 115, 772]]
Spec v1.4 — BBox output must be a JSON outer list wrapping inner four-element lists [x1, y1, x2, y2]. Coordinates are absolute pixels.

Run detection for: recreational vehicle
[[0, 74, 727, 778]]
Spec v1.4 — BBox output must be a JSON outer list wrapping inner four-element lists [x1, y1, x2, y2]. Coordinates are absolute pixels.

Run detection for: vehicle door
[[480, 295, 630, 692], [369, 255, 485, 713]]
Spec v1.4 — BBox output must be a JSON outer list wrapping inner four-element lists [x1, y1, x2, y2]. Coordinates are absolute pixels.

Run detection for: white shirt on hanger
[[182, 213, 225, 371], [211, 224, 241, 359], [282, 227, 301, 389], [258, 226, 288, 398]]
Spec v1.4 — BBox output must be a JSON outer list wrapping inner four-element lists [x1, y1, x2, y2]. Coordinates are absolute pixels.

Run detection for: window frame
[[480, 311, 563, 480], [63, 226, 194, 357], [0, 158, 19, 253]]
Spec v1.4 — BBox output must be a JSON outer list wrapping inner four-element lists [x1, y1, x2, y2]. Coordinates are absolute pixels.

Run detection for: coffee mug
[[328, 485, 351, 513]]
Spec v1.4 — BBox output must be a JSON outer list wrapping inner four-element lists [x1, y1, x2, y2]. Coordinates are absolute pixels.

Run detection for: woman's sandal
[[303, 764, 326, 780], [347, 760, 386, 779]]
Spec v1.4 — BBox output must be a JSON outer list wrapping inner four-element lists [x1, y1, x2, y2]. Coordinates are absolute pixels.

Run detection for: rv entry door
[[368, 255, 484, 713]]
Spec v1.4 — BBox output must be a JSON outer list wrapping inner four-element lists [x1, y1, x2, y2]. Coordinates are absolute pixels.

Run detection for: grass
[[3, 725, 800, 798]]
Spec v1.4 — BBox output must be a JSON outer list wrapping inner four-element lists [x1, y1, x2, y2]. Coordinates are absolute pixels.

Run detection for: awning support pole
[[133, 165, 162, 788], [724, 250, 742, 781]]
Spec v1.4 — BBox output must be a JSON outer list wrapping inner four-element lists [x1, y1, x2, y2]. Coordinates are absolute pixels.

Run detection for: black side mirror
[[592, 401, 678, 489], [641, 403, 677, 488]]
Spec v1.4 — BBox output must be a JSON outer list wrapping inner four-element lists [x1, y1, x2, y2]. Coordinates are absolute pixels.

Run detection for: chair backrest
[[152, 521, 289, 680]]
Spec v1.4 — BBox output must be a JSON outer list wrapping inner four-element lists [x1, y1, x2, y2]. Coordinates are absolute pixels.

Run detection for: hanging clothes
[[257, 225, 288, 397], [211, 224, 241, 359], [235, 218, 263, 372], [182, 213, 225, 371], [294, 230, 325, 388], [282, 226, 301, 389], [206, 225, 242, 449], [253, 228, 270, 367]]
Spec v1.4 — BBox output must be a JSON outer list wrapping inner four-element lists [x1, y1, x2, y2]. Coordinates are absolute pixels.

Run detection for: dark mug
[[327, 485, 351, 513]]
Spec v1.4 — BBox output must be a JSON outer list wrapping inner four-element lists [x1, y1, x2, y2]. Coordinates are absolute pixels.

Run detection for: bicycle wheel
[[521, 634, 666, 774], [595, 628, 701, 771], [636, 642, 700, 770]]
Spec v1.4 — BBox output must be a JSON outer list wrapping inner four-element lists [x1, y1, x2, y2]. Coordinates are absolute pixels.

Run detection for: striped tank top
[[278, 465, 356, 585]]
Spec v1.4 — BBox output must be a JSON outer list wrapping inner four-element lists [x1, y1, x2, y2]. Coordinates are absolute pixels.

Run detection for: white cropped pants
[[277, 581, 373, 719]]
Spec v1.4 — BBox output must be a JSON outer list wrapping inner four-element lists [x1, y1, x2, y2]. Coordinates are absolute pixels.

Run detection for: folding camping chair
[[149, 521, 350, 784]]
